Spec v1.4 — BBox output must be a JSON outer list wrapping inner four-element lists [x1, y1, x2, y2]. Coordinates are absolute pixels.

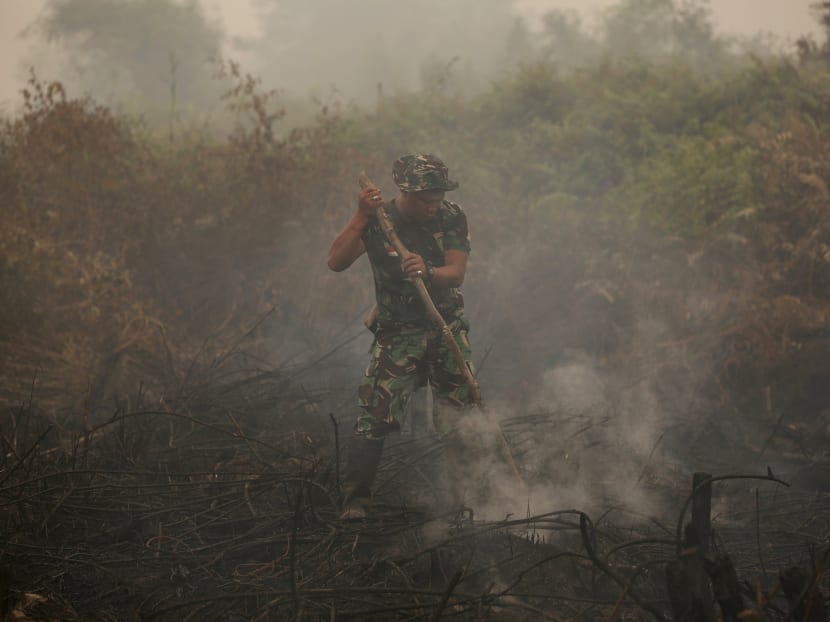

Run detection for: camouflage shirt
[[362, 199, 471, 326]]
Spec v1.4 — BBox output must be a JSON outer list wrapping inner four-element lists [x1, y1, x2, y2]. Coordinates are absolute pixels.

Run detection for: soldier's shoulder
[[439, 200, 465, 218]]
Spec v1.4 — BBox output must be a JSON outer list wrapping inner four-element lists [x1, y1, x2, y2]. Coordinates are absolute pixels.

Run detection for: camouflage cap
[[392, 154, 459, 192]]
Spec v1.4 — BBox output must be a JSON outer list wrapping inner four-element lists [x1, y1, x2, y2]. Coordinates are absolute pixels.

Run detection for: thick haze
[[2, 0, 827, 533], [0, 0, 823, 112]]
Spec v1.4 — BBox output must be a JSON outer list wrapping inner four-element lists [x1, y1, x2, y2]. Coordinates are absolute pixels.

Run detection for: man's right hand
[[358, 186, 384, 219], [328, 188, 381, 271]]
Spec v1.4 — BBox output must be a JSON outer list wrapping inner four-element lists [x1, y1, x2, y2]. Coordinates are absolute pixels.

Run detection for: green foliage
[[4, 0, 830, 414], [797, 2, 830, 67], [601, 0, 723, 65], [616, 132, 761, 232], [538, 10, 600, 69]]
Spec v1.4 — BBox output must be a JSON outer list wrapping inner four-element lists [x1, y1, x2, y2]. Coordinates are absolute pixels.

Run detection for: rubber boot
[[443, 427, 494, 518], [339, 436, 384, 519], [443, 433, 477, 512]]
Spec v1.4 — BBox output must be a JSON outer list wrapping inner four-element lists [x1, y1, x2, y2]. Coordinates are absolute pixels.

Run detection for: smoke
[[245, 0, 528, 108], [3, 0, 825, 525], [1, 1, 822, 113], [442, 363, 665, 523]]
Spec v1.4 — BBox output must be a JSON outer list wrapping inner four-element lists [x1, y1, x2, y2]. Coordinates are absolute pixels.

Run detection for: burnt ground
[[1, 344, 827, 622]]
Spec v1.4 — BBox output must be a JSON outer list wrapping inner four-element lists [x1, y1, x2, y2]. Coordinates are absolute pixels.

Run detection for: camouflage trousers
[[355, 317, 475, 439]]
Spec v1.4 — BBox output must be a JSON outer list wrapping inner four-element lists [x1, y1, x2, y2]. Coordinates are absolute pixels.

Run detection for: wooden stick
[[358, 172, 524, 487]]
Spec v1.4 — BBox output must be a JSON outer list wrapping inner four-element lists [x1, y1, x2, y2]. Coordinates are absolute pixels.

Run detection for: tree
[[797, 2, 830, 66], [600, 0, 727, 70], [538, 9, 600, 70], [29, 0, 226, 114]]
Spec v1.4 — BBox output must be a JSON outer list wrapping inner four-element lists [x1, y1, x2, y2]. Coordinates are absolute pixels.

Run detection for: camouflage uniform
[[355, 155, 475, 439]]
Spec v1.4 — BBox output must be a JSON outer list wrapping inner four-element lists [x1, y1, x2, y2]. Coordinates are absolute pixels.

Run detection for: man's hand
[[328, 187, 382, 272], [358, 186, 384, 219], [402, 253, 427, 280]]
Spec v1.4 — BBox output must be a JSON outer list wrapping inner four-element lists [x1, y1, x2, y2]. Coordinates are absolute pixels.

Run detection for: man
[[327, 153, 475, 518]]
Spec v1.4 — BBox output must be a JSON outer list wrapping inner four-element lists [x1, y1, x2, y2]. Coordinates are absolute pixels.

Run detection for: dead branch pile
[[1, 356, 828, 622]]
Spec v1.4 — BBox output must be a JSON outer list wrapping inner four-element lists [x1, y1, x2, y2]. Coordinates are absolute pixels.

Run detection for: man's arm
[[433, 249, 468, 287], [435, 201, 470, 287], [327, 187, 384, 272], [327, 214, 367, 272]]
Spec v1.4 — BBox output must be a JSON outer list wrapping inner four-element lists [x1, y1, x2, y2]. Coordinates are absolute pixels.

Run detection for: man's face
[[400, 190, 445, 223]]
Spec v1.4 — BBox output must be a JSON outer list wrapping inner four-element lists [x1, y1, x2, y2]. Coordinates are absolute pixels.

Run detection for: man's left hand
[[402, 253, 427, 280]]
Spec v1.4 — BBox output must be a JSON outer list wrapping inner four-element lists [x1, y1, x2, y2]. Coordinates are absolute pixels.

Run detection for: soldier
[[327, 154, 476, 519]]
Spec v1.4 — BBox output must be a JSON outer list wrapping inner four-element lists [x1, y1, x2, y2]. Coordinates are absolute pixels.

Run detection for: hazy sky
[[0, 0, 824, 109], [196, 0, 823, 39]]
